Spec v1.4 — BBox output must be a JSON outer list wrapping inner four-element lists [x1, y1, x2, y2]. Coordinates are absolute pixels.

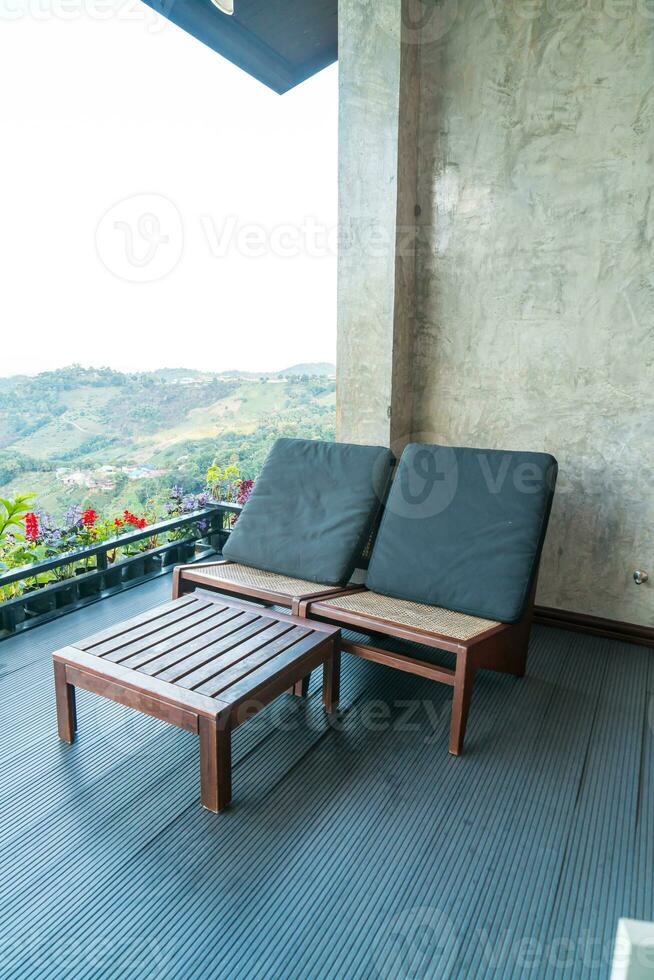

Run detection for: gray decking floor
[[1, 576, 652, 979]]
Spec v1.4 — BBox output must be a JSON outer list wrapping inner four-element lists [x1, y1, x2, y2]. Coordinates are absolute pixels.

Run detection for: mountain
[[0, 364, 336, 518], [276, 363, 335, 377], [216, 362, 335, 380]]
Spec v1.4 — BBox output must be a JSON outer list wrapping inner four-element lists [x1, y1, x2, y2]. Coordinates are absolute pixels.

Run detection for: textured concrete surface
[[337, 0, 400, 445], [412, 1, 654, 624], [337, 0, 420, 447], [338, 0, 654, 624]]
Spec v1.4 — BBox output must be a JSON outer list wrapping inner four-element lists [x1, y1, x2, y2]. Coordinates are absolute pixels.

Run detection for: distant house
[[61, 471, 88, 488], [124, 465, 164, 481]]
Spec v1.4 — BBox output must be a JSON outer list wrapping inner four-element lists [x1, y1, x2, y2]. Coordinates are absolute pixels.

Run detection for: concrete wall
[[337, 0, 421, 448], [336, 0, 401, 445], [338, 0, 654, 625]]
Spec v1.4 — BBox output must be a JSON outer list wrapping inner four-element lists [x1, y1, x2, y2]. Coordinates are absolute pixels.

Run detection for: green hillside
[[0, 364, 336, 518]]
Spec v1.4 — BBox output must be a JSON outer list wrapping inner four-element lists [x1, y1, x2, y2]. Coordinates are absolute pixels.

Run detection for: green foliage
[[0, 494, 34, 547], [0, 364, 336, 520], [206, 464, 242, 502]]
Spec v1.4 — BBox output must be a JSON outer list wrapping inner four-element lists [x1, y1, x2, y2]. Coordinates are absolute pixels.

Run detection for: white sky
[[0, 1, 338, 377]]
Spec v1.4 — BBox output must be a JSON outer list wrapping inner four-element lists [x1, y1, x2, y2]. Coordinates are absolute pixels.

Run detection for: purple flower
[[181, 495, 196, 513], [36, 511, 64, 547], [64, 505, 83, 531]]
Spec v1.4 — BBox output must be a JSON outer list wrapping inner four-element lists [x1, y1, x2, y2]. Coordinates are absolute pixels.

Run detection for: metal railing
[[0, 503, 242, 639]]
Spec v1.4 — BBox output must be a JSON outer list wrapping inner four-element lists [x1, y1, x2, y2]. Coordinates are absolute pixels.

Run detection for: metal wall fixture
[[633, 570, 649, 585]]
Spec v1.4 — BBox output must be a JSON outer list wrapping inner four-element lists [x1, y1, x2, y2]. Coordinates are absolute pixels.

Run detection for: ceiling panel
[[142, 0, 338, 93]]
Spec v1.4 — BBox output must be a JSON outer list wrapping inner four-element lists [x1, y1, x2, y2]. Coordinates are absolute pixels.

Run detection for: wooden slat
[[176, 621, 296, 692], [65, 665, 199, 734], [155, 616, 282, 686], [95, 602, 219, 661], [309, 599, 470, 655], [53, 646, 227, 719], [195, 626, 311, 698], [117, 606, 243, 671], [217, 633, 329, 704], [136, 611, 258, 677], [341, 640, 457, 685], [75, 594, 199, 650]]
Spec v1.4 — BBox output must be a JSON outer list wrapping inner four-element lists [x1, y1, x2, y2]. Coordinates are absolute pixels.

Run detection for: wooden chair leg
[[291, 675, 311, 698], [509, 633, 530, 678], [449, 651, 476, 756], [508, 612, 533, 677], [199, 716, 232, 812], [322, 643, 341, 714], [54, 661, 77, 744], [172, 567, 187, 600]]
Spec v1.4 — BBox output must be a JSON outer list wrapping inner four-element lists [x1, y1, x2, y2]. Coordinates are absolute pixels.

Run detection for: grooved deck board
[[0, 576, 651, 979]]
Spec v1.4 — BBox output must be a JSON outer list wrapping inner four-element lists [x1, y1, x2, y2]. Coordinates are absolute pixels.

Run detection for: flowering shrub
[[0, 465, 255, 603], [206, 464, 253, 525], [206, 464, 253, 505]]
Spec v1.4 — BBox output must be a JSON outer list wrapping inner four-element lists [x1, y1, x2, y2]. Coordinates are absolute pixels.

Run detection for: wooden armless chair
[[173, 437, 394, 692], [301, 443, 558, 755]]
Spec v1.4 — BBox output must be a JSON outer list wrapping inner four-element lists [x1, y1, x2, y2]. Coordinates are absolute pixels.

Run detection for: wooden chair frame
[[173, 560, 355, 614], [172, 559, 356, 696], [298, 579, 538, 756]]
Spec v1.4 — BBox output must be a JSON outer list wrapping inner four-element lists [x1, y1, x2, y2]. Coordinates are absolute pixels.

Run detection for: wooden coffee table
[[53, 592, 341, 812]]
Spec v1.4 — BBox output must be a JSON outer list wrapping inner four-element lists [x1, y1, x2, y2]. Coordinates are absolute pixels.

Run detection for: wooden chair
[[299, 581, 536, 755], [173, 437, 394, 693], [300, 443, 558, 755]]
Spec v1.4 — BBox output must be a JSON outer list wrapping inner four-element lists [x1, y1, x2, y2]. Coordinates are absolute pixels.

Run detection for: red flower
[[113, 518, 123, 528], [237, 479, 254, 505], [25, 512, 39, 542], [123, 510, 148, 530], [82, 508, 98, 528]]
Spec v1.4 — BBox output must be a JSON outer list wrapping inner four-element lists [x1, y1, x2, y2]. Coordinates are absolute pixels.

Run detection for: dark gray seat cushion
[[222, 438, 393, 586], [366, 444, 558, 623]]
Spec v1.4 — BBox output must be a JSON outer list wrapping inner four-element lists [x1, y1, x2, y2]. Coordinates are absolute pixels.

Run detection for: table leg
[[291, 675, 311, 698], [54, 661, 77, 743], [323, 640, 341, 714], [199, 716, 232, 812]]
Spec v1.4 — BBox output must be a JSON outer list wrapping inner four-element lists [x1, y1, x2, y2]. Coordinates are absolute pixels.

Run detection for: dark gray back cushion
[[366, 444, 558, 623], [223, 438, 393, 586]]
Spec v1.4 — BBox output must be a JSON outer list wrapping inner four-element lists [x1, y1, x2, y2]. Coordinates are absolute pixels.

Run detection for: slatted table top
[[54, 592, 340, 721]]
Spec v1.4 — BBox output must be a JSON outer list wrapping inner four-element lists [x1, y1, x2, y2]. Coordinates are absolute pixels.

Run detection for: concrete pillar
[[336, 0, 419, 449]]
